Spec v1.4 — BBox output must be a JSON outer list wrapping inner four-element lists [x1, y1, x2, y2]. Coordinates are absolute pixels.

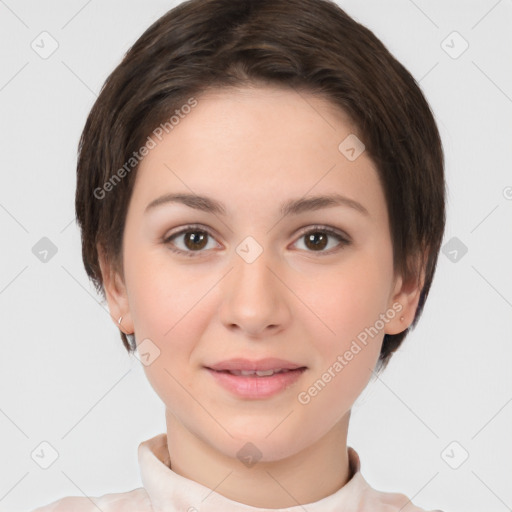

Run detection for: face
[[100, 85, 420, 462]]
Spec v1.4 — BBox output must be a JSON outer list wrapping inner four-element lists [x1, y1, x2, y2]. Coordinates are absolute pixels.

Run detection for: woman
[[32, 0, 446, 510]]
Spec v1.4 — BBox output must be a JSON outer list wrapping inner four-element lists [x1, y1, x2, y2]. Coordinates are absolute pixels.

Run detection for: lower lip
[[205, 368, 307, 399]]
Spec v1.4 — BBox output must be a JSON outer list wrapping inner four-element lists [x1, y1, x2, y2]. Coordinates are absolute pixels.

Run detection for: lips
[[205, 357, 307, 373], [206, 365, 307, 398], [219, 368, 294, 377]]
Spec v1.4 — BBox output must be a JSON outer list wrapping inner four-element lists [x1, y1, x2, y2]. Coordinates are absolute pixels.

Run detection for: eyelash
[[163, 224, 351, 258]]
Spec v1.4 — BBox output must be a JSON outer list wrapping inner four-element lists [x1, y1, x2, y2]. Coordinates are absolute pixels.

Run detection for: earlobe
[[97, 244, 134, 334]]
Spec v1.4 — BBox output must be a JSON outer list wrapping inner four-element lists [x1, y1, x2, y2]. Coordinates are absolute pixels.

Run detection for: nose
[[219, 247, 290, 338]]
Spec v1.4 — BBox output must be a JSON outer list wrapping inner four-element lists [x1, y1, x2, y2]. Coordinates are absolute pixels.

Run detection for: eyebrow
[[144, 192, 370, 218]]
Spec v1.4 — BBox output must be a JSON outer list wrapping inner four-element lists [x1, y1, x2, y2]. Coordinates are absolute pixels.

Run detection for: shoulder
[[368, 487, 444, 511], [348, 448, 445, 512], [29, 487, 152, 512]]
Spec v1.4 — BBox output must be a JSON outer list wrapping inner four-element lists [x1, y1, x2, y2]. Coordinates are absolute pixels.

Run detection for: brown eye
[[304, 231, 328, 251], [164, 224, 351, 258], [294, 226, 351, 255], [182, 231, 208, 251], [164, 226, 218, 257]]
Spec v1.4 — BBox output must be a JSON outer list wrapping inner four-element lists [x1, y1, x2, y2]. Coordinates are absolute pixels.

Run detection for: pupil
[[306, 232, 327, 250], [186, 231, 207, 250]]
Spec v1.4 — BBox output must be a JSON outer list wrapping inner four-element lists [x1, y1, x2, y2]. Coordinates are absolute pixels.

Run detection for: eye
[[163, 224, 219, 258], [292, 225, 351, 255], [163, 224, 351, 258]]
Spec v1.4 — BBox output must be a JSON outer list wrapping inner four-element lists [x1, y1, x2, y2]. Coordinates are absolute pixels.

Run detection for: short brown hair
[[75, 0, 446, 373]]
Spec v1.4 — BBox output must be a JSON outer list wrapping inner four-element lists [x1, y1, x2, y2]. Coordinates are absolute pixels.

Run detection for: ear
[[97, 244, 134, 335], [384, 252, 426, 336]]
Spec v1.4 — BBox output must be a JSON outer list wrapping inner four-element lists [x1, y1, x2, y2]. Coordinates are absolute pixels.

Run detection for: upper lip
[[205, 358, 307, 372]]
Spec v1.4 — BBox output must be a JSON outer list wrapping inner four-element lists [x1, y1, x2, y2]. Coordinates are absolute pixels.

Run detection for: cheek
[[310, 250, 392, 339], [298, 248, 392, 392], [125, 251, 210, 408], [125, 246, 207, 337], [125, 247, 216, 376], [296, 262, 388, 426]]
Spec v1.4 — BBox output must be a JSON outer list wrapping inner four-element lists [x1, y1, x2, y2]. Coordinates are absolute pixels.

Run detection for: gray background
[[0, 1, 511, 511]]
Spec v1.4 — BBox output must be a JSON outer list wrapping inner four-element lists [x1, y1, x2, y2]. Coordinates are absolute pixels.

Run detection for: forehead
[[131, 85, 386, 222]]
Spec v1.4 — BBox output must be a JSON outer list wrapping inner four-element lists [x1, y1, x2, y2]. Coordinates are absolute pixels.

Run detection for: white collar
[[138, 433, 375, 512]]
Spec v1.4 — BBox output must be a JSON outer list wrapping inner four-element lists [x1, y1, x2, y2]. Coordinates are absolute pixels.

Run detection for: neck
[[165, 409, 352, 509]]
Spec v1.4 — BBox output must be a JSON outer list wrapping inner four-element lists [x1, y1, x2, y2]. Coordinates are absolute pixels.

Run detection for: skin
[[98, 85, 424, 508]]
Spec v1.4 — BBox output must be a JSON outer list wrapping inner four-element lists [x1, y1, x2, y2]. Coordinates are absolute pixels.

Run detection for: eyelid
[[295, 224, 351, 243], [164, 223, 220, 244]]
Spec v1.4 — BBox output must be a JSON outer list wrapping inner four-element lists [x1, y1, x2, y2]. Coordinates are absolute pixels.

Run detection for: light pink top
[[30, 433, 443, 512]]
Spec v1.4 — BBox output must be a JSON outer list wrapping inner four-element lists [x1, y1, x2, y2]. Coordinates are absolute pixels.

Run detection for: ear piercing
[[118, 315, 134, 337]]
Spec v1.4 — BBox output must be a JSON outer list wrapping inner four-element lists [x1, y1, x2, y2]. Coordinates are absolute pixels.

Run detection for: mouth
[[204, 366, 308, 399], [207, 368, 307, 377], [205, 357, 307, 373]]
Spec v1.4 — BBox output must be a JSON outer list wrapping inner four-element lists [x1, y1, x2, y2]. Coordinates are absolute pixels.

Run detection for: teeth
[[255, 369, 277, 376], [227, 369, 290, 377]]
